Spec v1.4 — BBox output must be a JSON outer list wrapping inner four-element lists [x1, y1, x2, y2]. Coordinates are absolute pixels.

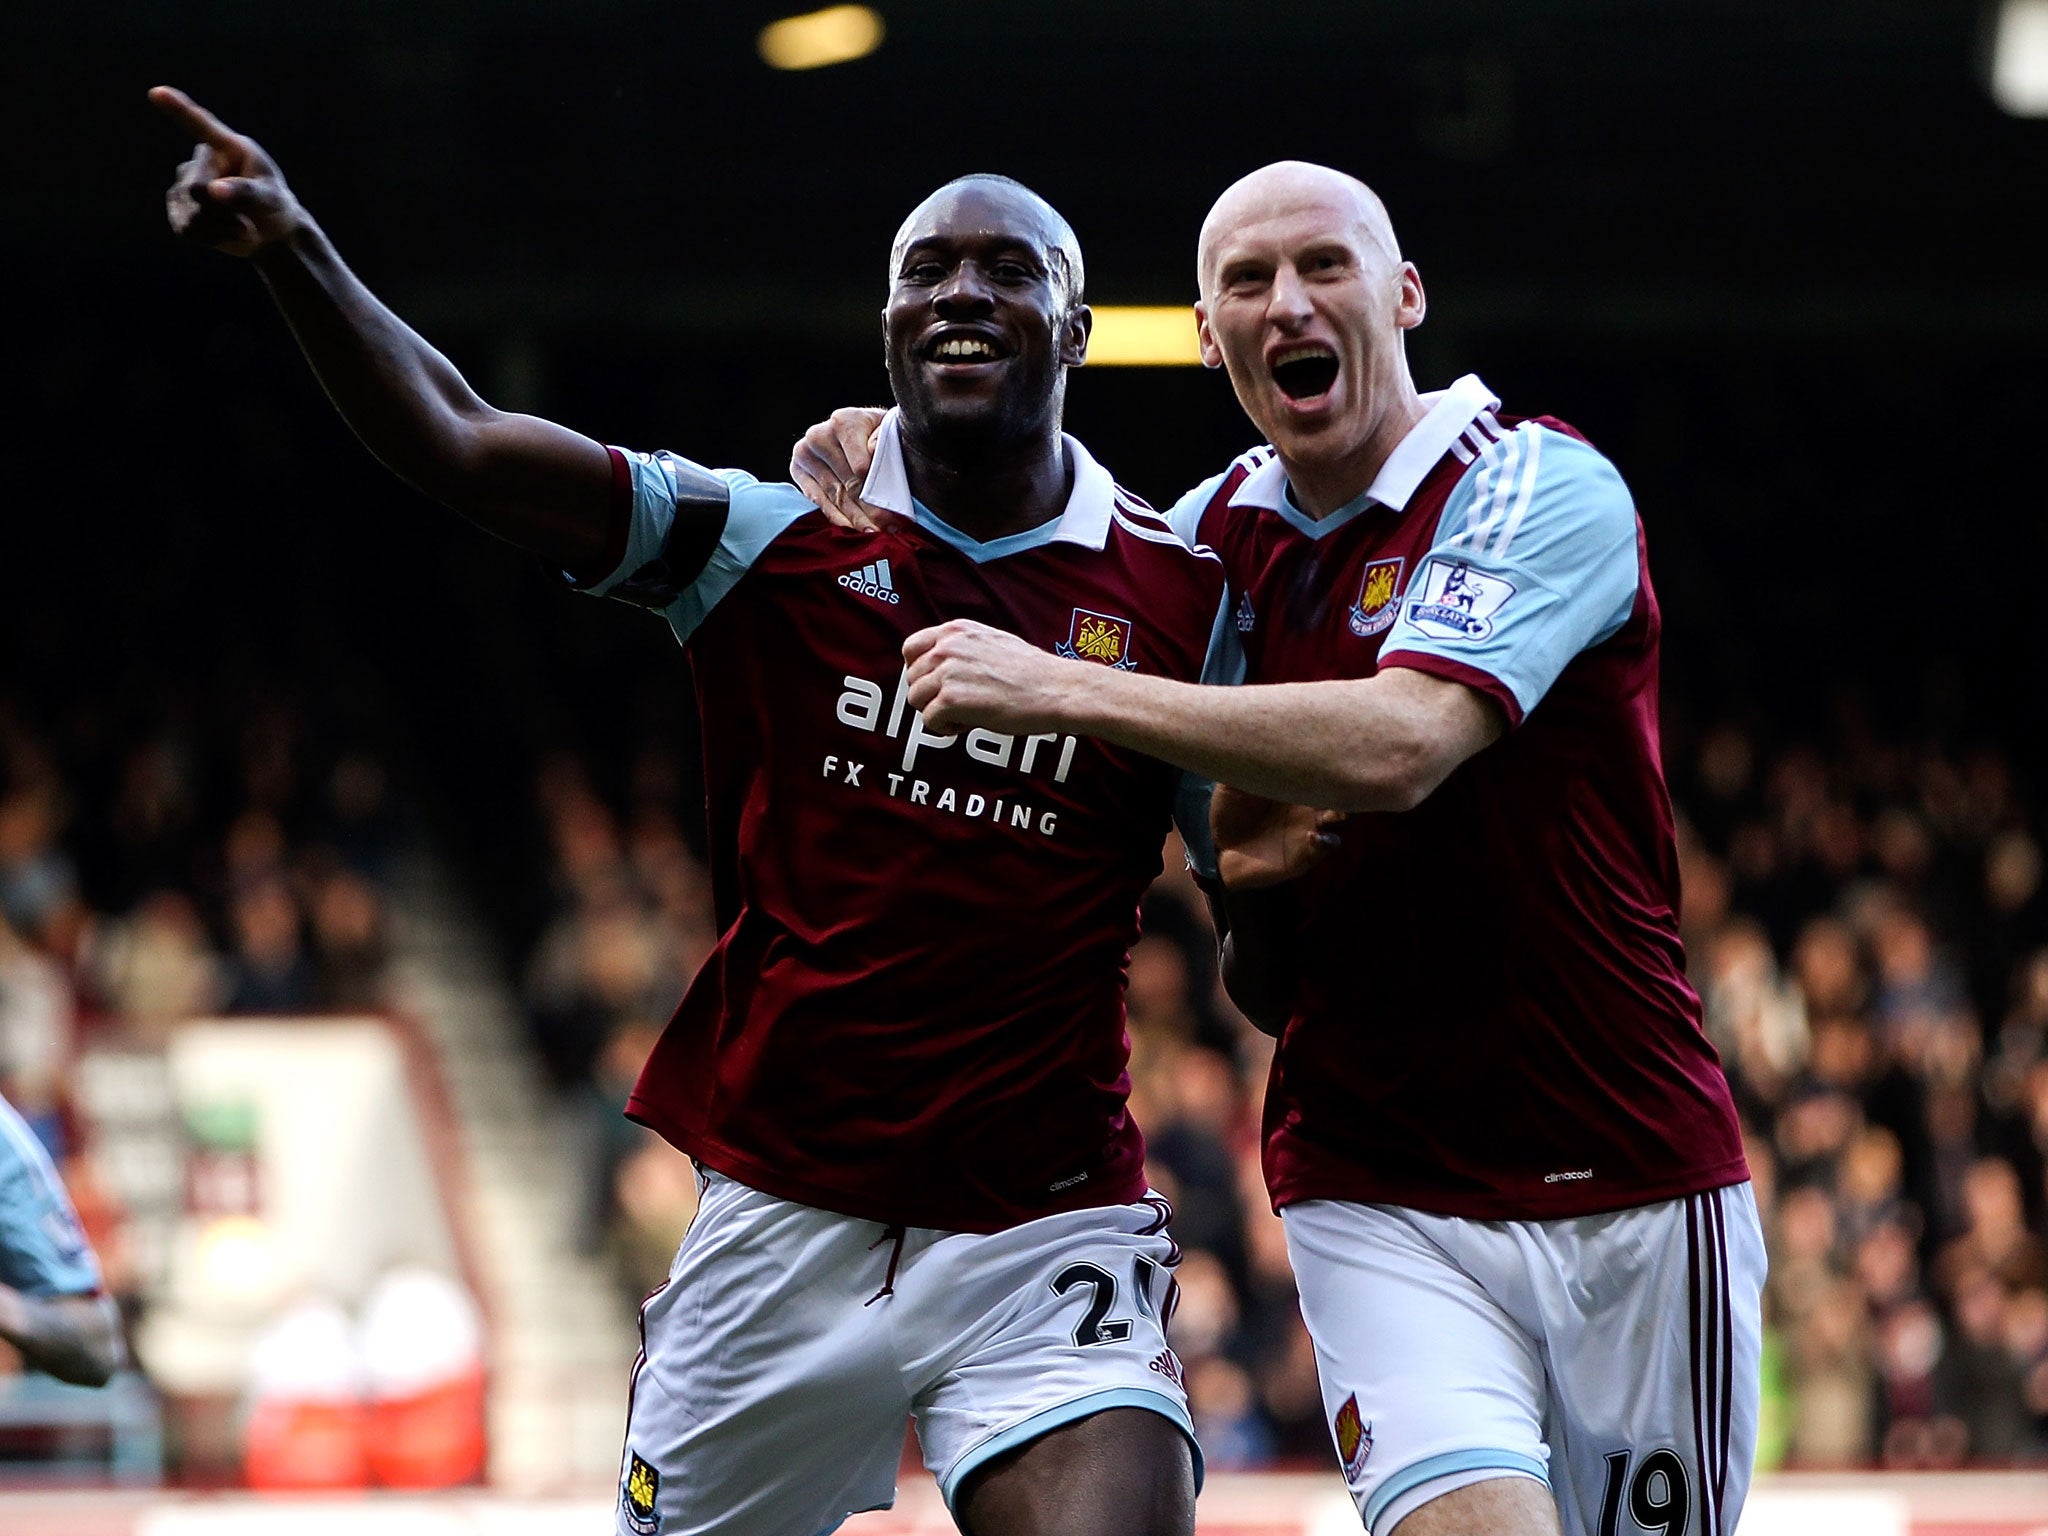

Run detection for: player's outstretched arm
[[0, 1282, 124, 1387], [903, 620, 1503, 812], [150, 86, 615, 571]]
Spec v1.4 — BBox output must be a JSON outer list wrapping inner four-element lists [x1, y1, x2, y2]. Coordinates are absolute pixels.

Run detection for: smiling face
[[1195, 163, 1425, 505], [884, 177, 1091, 455]]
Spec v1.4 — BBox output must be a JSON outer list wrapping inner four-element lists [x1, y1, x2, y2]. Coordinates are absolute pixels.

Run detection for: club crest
[[1057, 607, 1138, 669], [621, 1450, 661, 1535], [1348, 558, 1404, 637], [1333, 1393, 1373, 1479]]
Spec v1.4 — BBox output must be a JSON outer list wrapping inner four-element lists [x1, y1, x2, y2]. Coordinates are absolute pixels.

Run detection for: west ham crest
[[1333, 1393, 1374, 1479], [622, 1450, 662, 1535], [1348, 558, 1404, 637], [1056, 607, 1138, 669]]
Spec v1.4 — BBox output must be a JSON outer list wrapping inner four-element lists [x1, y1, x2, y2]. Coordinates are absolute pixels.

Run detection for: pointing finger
[[148, 86, 243, 151]]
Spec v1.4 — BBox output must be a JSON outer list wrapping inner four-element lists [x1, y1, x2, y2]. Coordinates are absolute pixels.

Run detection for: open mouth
[[1270, 343, 1339, 402], [925, 334, 1007, 365]]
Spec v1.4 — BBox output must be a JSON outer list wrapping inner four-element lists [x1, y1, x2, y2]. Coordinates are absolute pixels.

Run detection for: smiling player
[[794, 161, 1761, 1536], [153, 84, 1230, 1536]]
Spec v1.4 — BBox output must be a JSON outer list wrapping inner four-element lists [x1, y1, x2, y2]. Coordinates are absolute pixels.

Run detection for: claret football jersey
[[1167, 375, 1747, 1220], [579, 412, 1231, 1233]]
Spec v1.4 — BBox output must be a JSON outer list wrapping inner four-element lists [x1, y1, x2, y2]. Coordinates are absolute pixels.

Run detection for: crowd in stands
[[0, 687, 399, 1374], [529, 713, 2048, 1471]]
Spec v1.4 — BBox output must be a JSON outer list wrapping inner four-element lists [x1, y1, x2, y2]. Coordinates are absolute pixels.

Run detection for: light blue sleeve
[[1170, 588, 1246, 882], [0, 1098, 101, 1296], [1160, 471, 1230, 551], [577, 450, 815, 644], [1378, 423, 1639, 722]]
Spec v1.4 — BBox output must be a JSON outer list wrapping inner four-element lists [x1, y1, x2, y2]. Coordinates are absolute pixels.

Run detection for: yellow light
[[197, 1214, 280, 1298], [1085, 306, 1204, 367], [759, 6, 885, 71]]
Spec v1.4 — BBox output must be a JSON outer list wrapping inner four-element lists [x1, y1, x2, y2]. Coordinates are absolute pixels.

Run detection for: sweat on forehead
[[888, 175, 1086, 302], [1197, 161, 1399, 288]]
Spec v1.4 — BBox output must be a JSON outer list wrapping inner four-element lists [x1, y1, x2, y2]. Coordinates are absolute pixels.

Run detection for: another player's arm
[[791, 407, 892, 529], [151, 86, 615, 571], [905, 634, 1502, 813], [0, 1282, 123, 1388], [904, 426, 1640, 810]]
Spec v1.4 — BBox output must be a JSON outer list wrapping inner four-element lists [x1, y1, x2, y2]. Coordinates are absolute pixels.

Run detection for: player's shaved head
[[1197, 161, 1399, 296], [890, 174, 1086, 310]]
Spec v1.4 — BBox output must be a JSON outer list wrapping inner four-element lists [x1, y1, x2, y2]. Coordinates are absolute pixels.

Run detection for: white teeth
[[936, 338, 997, 359], [1273, 344, 1336, 368]]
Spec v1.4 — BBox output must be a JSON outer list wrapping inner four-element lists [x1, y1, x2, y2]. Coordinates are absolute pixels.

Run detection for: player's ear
[[1062, 303, 1091, 368], [1396, 262, 1426, 332], [1195, 302, 1224, 370]]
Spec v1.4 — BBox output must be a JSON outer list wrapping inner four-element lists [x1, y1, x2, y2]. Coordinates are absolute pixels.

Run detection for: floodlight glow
[[1085, 306, 1203, 367], [1992, 0, 2048, 116], [759, 6, 885, 71]]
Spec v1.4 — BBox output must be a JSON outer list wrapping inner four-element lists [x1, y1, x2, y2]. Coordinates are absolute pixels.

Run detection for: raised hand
[[1209, 784, 1344, 890], [150, 86, 306, 257], [791, 406, 891, 530]]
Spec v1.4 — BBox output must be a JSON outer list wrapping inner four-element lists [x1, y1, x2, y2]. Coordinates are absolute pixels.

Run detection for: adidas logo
[[1235, 593, 1256, 633], [837, 558, 901, 605]]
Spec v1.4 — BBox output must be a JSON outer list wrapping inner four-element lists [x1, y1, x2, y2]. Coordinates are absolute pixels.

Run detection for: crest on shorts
[[1334, 1393, 1373, 1479], [1056, 607, 1138, 669], [622, 1450, 661, 1535], [1348, 558, 1404, 637]]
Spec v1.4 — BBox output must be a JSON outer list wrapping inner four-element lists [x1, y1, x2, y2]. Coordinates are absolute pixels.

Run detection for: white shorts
[[1284, 1183, 1764, 1536], [616, 1170, 1199, 1536]]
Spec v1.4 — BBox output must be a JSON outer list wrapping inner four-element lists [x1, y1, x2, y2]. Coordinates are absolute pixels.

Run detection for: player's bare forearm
[[1064, 668, 1502, 811], [0, 1283, 124, 1387], [906, 620, 1502, 812], [154, 85, 615, 569], [250, 226, 616, 569]]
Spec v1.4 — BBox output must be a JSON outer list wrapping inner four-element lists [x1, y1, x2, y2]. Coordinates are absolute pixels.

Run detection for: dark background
[[4, 0, 2042, 938]]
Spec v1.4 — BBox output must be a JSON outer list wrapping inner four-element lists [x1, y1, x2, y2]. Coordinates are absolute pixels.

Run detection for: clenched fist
[[150, 86, 307, 258], [903, 618, 1076, 735]]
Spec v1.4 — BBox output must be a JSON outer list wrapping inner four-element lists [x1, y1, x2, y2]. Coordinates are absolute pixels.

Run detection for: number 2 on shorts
[[1050, 1261, 1135, 1346], [1599, 1447, 1690, 1536]]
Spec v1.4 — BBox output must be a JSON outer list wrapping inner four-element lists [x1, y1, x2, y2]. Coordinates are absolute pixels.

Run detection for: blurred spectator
[[86, 890, 224, 1027], [309, 867, 389, 1013], [1672, 721, 2048, 1467], [224, 879, 315, 1015], [0, 909, 75, 1116]]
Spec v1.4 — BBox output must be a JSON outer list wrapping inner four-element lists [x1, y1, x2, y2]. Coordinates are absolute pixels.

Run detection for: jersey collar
[[1229, 373, 1501, 537], [860, 408, 1116, 555]]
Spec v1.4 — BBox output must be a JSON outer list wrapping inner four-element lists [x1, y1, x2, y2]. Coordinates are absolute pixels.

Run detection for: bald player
[[793, 162, 1762, 1536], [153, 85, 1227, 1536]]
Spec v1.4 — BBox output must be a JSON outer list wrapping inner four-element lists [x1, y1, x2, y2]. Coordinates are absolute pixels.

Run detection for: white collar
[[860, 408, 1117, 551], [1228, 373, 1501, 516]]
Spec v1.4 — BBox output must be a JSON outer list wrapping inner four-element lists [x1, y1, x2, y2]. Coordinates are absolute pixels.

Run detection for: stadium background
[[4, 0, 2048, 1528]]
